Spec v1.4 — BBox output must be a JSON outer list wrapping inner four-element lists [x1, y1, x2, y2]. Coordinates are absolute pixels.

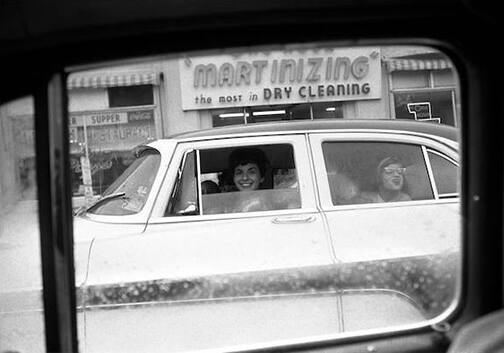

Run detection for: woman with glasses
[[355, 156, 411, 204]]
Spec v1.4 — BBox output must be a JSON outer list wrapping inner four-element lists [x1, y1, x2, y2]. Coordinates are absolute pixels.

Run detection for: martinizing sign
[[179, 47, 382, 110]]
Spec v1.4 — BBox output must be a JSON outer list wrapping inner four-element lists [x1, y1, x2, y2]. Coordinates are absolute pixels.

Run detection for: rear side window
[[322, 142, 433, 205], [428, 150, 458, 197]]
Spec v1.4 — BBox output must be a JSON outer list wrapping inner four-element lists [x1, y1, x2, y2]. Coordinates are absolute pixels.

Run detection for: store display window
[[388, 59, 459, 126], [393, 90, 456, 126], [108, 84, 154, 107], [212, 102, 343, 127]]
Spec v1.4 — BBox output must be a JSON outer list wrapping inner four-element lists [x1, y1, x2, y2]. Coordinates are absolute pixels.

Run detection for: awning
[[67, 71, 159, 89], [385, 59, 453, 72]]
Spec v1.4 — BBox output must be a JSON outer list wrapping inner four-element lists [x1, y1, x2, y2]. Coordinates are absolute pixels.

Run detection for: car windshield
[[86, 149, 161, 215]]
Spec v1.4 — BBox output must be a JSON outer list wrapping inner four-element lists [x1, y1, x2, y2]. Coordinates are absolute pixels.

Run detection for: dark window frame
[[2, 2, 502, 352]]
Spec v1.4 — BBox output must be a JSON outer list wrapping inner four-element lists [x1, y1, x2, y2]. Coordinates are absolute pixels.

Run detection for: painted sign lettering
[[180, 47, 381, 110]]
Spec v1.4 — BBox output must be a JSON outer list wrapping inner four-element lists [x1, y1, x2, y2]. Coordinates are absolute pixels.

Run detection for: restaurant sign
[[70, 111, 129, 127], [179, 47, 382, 110]]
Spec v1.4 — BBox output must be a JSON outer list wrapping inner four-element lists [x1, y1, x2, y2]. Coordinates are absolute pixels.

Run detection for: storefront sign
[[85, 121, 155, 151], [70, 111, 128, 127], [128, 110, 154, 122], [180, 47, 382, 110], [407, 102, 432, 119], [407, 102, 441, 123]]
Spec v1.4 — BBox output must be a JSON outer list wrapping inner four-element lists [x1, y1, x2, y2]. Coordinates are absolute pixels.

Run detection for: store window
[[108, 84, 154, 107], [212, 102, 343, 127], [393, 90, 456, 126], [388, 57, 458, 126]]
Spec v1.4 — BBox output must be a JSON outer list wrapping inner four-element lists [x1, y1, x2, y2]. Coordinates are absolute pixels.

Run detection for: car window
[[427, 149, 459, 197], [0, 97, 47, 353], [166, 150, 198, 215], [166, 144, 301, 215], [322, 142, 434, 205]]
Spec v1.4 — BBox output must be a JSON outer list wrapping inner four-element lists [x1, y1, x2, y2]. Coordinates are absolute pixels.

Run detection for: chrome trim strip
[[340, 288, 424, 312], [83, 290, 340, 310], [423, 145, 440, 199], [196, 149, 203, 216], [148, 207, 318, 225], [439, 193, 459, 198], [82, 288, 422, 311]]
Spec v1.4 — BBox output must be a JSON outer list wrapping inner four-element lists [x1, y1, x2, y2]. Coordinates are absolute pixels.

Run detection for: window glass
[[86, 149, 160, 215], [286, 104, 310, 120], [433, 69, 455, 87], [0, 97, 46, 352], [313, 101, 344, 119], [322, 142, 433, 205], [166, 150, 198, 216], [428, 150, 458, 196], [169, 144, 301, 215], [212, 109, 247, 126], [391, 70, 429, 89], [108, 84, 154, 107]]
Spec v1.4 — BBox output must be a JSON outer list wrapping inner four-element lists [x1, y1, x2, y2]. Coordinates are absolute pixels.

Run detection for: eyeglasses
[[383, 167, 406, 175]]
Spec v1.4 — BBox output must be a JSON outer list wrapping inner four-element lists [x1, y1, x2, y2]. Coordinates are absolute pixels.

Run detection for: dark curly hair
[[228, 147, 269, 177]]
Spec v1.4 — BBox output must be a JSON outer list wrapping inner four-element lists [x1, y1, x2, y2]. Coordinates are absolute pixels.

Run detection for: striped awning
[[385, 59, 453, 72], [67, 71, 159, 89]]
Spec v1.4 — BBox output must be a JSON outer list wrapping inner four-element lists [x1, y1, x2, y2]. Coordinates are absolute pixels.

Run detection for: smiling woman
[[229, 147, 268, 191]]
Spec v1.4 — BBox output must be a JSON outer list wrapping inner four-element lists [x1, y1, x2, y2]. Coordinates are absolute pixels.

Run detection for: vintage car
[[1, 119, 460, 353]]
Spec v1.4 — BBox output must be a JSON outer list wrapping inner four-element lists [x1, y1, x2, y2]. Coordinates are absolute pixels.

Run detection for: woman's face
[[380, 163, 405, 191], [233, 162, 263, 191]]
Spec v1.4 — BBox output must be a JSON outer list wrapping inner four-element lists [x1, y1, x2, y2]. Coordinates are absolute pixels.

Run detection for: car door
[[309, 131, 461, 331], [81, 134, 339, 352]]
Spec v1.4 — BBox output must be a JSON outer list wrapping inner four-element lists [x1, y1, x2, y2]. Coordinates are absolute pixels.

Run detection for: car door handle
[[272, 215, 316, 224]]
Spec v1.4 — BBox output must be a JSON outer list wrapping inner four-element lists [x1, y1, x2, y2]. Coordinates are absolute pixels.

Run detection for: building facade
[[0, 45, 459, 204]]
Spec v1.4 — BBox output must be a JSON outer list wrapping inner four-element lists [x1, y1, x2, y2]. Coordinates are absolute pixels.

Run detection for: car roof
[[168, 119, 459, 142]]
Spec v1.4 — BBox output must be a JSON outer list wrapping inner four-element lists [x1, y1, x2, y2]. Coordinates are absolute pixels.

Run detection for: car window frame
[[148, 134, 318, 223], [3, 12, 501, 350]]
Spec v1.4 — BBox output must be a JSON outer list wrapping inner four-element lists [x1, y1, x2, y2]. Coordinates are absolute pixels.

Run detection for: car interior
[[199, 144, 300, 214], [1, 0, 503, 352]]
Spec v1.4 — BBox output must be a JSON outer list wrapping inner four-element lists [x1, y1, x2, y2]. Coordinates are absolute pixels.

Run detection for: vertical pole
[[35, 72, 78, 353]]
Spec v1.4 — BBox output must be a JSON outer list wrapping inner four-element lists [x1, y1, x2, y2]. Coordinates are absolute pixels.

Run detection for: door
[[309, 131, 461, 331]]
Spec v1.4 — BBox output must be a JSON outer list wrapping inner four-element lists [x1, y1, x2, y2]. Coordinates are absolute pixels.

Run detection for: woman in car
[[228, 147, 269, 192], [227, 147, 271, 212], [356, 156, 411, 203]]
